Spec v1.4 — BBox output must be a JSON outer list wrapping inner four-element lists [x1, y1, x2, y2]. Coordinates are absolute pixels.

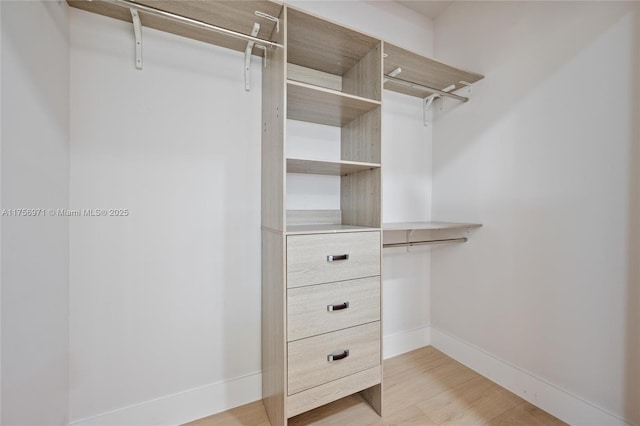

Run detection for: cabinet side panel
[[341, 169, 381, 228], [341, 107, 381, 164], [342, 42, 382, 101], [262, 230, 286, 425], [262, 8, 286, 232], [359, 383, 383, 416]]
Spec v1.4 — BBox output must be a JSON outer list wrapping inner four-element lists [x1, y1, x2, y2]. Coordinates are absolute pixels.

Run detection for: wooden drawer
[[287, 366, 381, 418], [287, 322, 380, 395], [287, 276, 380, 341], [287, 231, 380, 288]]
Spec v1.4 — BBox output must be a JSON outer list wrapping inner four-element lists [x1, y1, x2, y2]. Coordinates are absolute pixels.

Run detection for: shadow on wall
[[434, 2, 636, 166], [625, 7, 640, 426], [429, 2, 640, 424]]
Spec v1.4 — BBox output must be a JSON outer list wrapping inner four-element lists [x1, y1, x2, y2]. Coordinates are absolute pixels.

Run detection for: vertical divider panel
[[341, 168, 381, 228], [341, 107, 381, 164], [358, 42, 384, 416], [340, 41, 383, 229], [262, 5, 288, 426], [342, 42, 382, 101], [261, 6, 287, 233]]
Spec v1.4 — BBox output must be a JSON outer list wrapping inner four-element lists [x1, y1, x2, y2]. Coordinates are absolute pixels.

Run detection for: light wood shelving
[[383, 42, 484, 98], [286, 158, 380, 176], [383, 221, 483, 232], [284, 6, 382, 232], [287, 81, 380, 127], [287, 7, 381, 79], [68, 0, 282, 56], [382, 222, 482, 249], [286, 224, 380, 235]]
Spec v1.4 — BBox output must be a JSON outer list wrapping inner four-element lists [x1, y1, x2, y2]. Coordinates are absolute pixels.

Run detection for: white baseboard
[[383, 325, 431, 359], [69, 371, 262, 426], [70, 326, 432, 426], [430, 327, 632, 426], [73, 325, 629, 426]]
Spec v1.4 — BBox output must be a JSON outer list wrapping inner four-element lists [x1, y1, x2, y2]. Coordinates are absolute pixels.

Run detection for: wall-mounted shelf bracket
[[383, 67, 402, 83], [130, 9, 143, 70], [244, 23, 261, 91], [423, 94, 437, 126], [255, 11, 280, 33], [423, 81, 474, 126]]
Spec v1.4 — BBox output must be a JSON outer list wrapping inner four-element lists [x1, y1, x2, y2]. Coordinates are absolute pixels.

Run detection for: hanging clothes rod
[[383, 237, 468, 248], [101, 0, 284, 49], [383, 75, 469, 102]]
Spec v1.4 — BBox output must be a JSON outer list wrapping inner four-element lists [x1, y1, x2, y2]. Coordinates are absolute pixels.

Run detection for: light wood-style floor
[[186, 346, 565, 426]]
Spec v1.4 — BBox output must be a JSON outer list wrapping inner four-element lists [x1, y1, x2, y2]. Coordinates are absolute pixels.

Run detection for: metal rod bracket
[[130, 9, 142, 70], [255, 11, 280, 33], [384, 74, 469, 103], [103, 0, 283, 49], [383, 67, 402, 83], [244, 23, 261, 91], [383, 237, 468, 249], [423, 94, 438, 126]]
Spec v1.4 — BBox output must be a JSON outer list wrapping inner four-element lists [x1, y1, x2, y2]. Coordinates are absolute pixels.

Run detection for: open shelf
[[383, 43, 484, 98], [68, 0, 282, 56], [287, 224, 380, 235], [382, 222, 482, 248], [383, 221, 482, 232], [287, 7, 381, 77], [287, 81, 380, 127], [287, 158, 380, 176]]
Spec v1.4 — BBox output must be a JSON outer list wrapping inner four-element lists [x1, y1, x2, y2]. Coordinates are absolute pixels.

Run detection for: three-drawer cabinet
[[285, 231, 382, 418]]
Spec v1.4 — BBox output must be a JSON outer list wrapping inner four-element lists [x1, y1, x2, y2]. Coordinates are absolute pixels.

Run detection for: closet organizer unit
[[66, 1, 484, 425], [263, 7, 384, 425]]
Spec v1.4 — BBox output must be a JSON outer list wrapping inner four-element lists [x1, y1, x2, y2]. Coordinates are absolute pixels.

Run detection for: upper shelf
[[383, 43, 484, 98], [287, 80, 381, 127], [287, 158, 380, 176], [287, 7, 381, 76], [383, 222, 483, 232], [67, 0, 282, 55]]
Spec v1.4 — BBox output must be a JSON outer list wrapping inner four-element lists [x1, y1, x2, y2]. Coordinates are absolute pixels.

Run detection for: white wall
[[69, 9, 262, 424], [432, 2, 640, 424], [69, 2, 435, 424], [1, 1, 70, 424]]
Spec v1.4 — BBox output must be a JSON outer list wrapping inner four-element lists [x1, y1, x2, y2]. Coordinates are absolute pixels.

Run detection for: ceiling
[[395, 1, 453, 19]]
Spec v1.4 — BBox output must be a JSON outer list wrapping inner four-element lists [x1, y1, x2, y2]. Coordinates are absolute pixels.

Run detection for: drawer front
[[287, 366, 381, 418], [287, 322, 380, 395], [287, 276, 380, 341], [287, 231, 380, 288]]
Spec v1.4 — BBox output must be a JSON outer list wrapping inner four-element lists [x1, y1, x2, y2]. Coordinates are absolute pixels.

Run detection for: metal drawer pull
[[327, 254, 349, 262], [327, 349, 349, 362], [327, 302, 350, 312]]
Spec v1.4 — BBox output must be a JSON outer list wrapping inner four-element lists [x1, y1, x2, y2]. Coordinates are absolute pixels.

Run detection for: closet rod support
[[383, 237, 468, 248], [255, 11, 280, 33], [384, 75, 469, 102], [245, 23, 261, 91], [423, 94, 437, 126], [102, 0, 284, 49], [130, 9, 142, 69]]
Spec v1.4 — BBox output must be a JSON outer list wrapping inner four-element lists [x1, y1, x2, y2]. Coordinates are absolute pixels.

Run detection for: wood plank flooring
[[186, 346, 565, 426]]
